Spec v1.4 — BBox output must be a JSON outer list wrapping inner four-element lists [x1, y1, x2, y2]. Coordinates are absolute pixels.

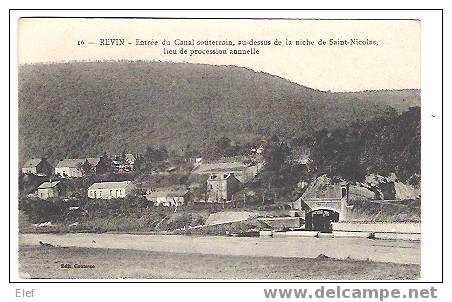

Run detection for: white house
[[36, 180, 62, 199], [146, 188, 192, 207], [87, 181, 136, 199], [55, 159, 86, 178]]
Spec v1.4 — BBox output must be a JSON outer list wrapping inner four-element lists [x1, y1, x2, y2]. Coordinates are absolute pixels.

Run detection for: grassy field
[[18, 245, 419, 280]]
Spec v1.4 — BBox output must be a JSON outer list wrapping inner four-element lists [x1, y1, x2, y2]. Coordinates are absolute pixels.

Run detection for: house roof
[[56, 157, 103, 168], [88, 181, 133, 190], [147, 188, 189, 198], [37, 180, 60, 189], [23, 158, 44, 168], [193, 161, 249, 174], [86, 157, 101, 166], [55, 159, 86, 168]]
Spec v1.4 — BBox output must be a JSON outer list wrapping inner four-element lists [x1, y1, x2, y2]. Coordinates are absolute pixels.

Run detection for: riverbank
[[19, 206, 285, 235], [19, 245, 419, 280], [19, 196, 420, 236]]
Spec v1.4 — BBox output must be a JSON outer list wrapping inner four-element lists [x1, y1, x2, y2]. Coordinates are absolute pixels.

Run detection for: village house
[[251, 145, 264, 154], [111, 158, 122, 173], [55, 157, 110, 177], [146, 188, 193, 207], [36, 180, 63, 199], [55, 159, 86, 178], [22, 158, 53, 176], [188, 157, 203, 167], [111, 153, 139, 172], [87, 181, 136, 199], [124, 153, 137, 171], [206, 172, 241, 203]]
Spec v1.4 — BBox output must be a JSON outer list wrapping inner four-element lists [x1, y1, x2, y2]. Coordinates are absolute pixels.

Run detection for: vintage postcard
[[16, 17, 424, 281]]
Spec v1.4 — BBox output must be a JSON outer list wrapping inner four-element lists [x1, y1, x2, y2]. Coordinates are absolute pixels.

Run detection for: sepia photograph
[[15, 17, 423, 281]]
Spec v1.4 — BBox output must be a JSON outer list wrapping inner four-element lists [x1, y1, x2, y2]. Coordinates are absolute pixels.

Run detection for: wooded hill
[[309, 106, 421, 184], [18, 61, 420, 165]]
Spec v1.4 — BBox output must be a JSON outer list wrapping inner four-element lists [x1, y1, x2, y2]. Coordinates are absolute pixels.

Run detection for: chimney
[[340, 182, 350, 222]]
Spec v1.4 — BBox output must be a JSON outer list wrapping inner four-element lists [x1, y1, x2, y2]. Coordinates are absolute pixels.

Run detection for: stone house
[[206, 172, 241, 203], [192, 159, 263, 183]]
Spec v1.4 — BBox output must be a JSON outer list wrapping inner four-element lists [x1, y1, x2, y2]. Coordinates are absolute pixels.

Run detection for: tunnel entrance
[[305, 209, 340, 233]]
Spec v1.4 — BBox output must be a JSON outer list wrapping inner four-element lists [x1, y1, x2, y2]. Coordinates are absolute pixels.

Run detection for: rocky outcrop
[[393, 181, 420, 200], [302, 174, 377, 201], [205, 211, 257, 226], [363, 173, 420, 200], [304, 173, 420, 202]]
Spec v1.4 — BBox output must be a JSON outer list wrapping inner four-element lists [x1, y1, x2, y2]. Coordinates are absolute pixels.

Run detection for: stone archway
[[305, 209, 340, 233]]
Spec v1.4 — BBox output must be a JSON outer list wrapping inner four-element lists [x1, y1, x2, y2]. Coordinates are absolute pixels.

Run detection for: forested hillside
[[18, 61, 419, 165], [309, 107, 421, 184], [331, 90, 420, 113]]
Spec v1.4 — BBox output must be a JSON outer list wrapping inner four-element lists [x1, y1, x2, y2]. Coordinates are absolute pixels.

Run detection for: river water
[[19, 233, 420, 264]]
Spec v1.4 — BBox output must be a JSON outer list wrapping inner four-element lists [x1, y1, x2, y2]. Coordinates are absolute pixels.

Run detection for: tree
[[263, 140, 290, 172], [309, 107, 420, 183], [143, 145, 169, 169], [81, 159, 93, 175], [133, 155, 146, 171], [18, 171, 25, 191], [215, 136, 232, 151]]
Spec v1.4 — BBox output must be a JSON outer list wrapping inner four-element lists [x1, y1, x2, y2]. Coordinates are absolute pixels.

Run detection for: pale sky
[[18, 18, 420, 92]]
